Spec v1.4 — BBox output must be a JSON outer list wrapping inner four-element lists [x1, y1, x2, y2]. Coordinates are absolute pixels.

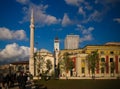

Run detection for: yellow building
[[58, 42, 120, 78]]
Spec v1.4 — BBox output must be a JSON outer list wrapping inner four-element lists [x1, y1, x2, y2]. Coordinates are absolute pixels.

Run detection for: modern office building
[[64, 34, 80, 49]]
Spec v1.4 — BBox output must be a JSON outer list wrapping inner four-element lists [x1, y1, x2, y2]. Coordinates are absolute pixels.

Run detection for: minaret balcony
[[30, 24, 35, 28]]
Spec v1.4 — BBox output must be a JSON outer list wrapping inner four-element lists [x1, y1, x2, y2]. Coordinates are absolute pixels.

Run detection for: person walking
[[0, 73, 3, 89], [17, 72, 22, 89], [21, 73, 27, 89], [17, 72, 28, 89]]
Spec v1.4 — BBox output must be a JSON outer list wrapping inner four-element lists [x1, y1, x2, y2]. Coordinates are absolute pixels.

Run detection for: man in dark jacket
[[17, 72, 23, 89], [17, 72, 28, 89]]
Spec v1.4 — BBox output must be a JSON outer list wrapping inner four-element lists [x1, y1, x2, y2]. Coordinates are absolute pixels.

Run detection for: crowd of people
[[0, 72, 29, 89]]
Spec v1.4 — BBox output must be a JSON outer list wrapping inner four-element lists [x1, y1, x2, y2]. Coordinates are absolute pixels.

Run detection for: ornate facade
[[58, 43, 120, 78], [34, 49, 54, 76]]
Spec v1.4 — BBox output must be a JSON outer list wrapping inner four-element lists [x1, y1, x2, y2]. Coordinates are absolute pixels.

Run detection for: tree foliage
[[87, 50, 99, 76], [63, 52, 75, 72], [110, 61, 115, 76], [45, 59, 52, 74], [35, 54, 45, 76]]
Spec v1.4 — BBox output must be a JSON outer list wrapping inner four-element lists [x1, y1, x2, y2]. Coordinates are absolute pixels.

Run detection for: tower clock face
[[54, 43, 59, 50], [55, 43, 58, 47]]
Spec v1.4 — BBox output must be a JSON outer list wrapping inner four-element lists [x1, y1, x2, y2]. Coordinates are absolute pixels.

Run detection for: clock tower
[[54, 37, 60, 66]]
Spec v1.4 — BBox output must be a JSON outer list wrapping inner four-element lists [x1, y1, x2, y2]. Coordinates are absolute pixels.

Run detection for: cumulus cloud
[[0, 43, 29, 64], [0, 43, 36, 65], [0, 27, 26, 40], [18, 1, 60, 26], [76, 24, 94, 42], [62, 13, 72, 27], [113, 18, 120, 23]]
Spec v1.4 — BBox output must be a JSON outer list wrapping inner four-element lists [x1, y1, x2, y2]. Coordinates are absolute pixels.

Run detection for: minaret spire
[[31, 9, 34, 25], [29, 9, 35, 76]]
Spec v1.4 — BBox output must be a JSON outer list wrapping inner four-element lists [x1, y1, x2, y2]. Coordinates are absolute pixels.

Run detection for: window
[[100, 51, 104, 54], [110, 51, 114, 54], [101, 58, 105, 62], [111, 67, 114, 73], [82, 50, 85, 53], [82, 59, 85, 63], [101, 67, 104, 73], [91, 51, 95, 54], [110, 58, 113, 62], [81, 67, 85, 73]]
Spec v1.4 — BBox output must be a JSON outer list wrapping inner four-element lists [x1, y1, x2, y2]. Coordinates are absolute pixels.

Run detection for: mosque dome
[[39, 49, 51, 53]]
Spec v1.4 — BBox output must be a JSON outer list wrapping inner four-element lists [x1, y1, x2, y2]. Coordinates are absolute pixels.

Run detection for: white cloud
[[80, 34, 93, 42], [76, 24, 94, 42], [0, 43, 36, 64], [0, 27, 26, 40], [0, 43, 29, 63], [16, 0, 30, 5], [62, 13, 72, 27], [82, 27, 94, 34], [82, 10, 102, 23], [78, 7, 86, 17], [113, 18, 120, 23], [88, 10, 102, 22], [77, 24, 94, 34], [19, 2, 60, 26], [44, 15, 60, 25], [65, 0, 84, 6]]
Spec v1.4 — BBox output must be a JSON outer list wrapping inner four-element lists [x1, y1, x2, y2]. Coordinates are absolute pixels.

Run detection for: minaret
[[29, 9, 35, 76]]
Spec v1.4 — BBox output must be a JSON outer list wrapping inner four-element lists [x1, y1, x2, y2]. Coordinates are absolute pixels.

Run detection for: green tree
[[34, 53, 46, 76], [45, 59, 53, 74], [87, 50, 99, 78], [110, 62, 115, 77], [63, 52, 75, 76], [100, 58, 106, 76]]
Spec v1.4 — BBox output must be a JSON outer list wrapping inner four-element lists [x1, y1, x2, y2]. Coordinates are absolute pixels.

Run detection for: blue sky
[[0, 0, 120, 64]]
